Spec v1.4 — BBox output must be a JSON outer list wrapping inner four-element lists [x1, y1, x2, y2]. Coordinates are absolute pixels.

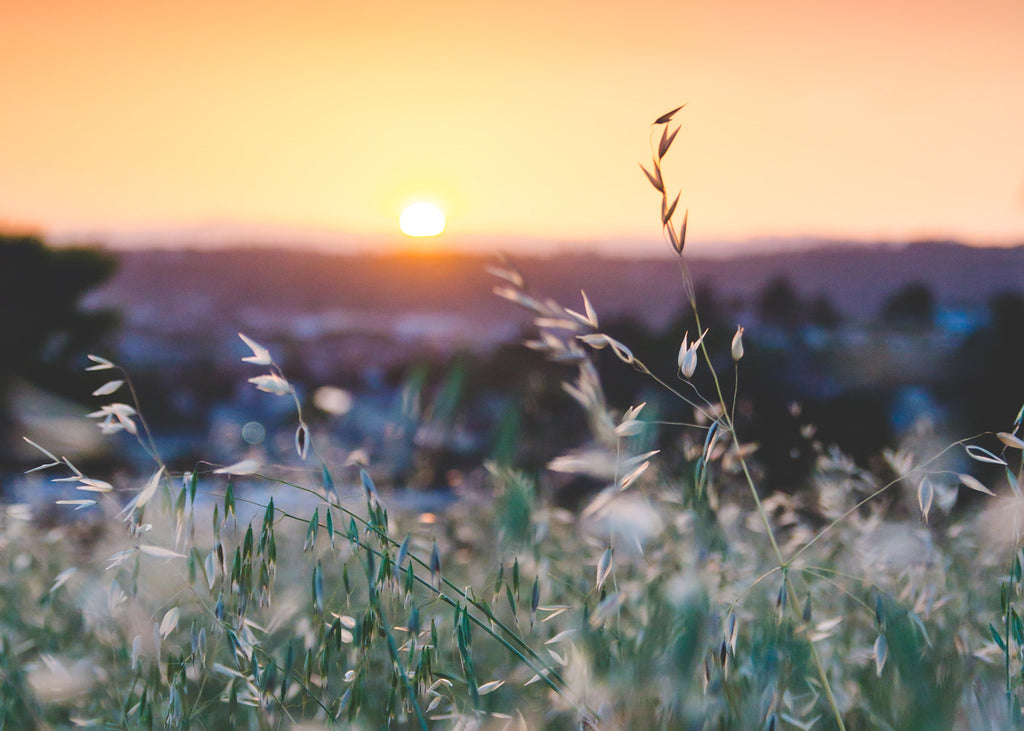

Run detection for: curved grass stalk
[[380, 611, 430, 730], [637, 108, 849, 728], [58, 345, 585, 723], [725, 566, 783, 610], [227, 486, 574, 702], [797, 567, 876, 615], [224, 338, 583, 708], [788, 436, 980, 564], [117, 366, 165, 472], [689, 334, 847, 727]]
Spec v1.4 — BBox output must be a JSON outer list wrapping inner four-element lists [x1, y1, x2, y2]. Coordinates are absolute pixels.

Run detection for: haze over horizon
[[41, 219, 1024, 262], [3, 0, 1023, 256]]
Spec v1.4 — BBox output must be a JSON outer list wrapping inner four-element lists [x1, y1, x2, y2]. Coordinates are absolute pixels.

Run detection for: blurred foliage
[[759, 276, 802, 330], [880, 281, 936, 329], [948, 291, 1024, 434], [0, 232, 118, 409]]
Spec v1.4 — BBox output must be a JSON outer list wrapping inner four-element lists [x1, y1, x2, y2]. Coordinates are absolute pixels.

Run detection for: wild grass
[[3, 107, 1024, 729]]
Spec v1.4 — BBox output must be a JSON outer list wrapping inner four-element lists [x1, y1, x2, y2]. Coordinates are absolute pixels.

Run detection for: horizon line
[[6, 219, 1022, 259]]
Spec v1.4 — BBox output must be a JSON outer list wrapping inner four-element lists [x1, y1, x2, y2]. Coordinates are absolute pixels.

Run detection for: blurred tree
[[808, 294, 842, 330], [948, 291, 1024, 433], [758, 276, 801, 329], [0, 233, 119, 431], [881, 281, 935, 329]]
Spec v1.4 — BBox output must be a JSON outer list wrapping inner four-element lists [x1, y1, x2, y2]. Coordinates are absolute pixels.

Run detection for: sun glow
[[399, 202, 446, 237]]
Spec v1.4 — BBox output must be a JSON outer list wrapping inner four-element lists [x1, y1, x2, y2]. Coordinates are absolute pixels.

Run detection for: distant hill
[[692, 240, 1024, 318], [87, 242, 1024, 336]]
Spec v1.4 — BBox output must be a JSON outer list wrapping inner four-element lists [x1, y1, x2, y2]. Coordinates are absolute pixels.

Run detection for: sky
[[1, 0, 1023, 256]]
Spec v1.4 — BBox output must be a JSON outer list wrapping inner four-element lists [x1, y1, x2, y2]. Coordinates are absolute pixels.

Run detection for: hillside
[[87, 241, 1024, 336]]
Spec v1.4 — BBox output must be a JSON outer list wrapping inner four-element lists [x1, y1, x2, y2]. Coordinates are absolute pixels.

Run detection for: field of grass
[[3, 108, 1024, 730]]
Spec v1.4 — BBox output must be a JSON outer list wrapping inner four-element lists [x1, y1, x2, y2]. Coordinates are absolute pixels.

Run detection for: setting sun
[[399, 202, 446, 237]]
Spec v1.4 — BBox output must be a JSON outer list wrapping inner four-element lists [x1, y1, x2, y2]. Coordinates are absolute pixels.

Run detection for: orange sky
[[2, 0, 1022, 255]]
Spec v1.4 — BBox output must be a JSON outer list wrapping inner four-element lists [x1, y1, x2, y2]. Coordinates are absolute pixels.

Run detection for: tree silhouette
[[948, 291, 1024, 433], [0, 233, 119, 443], [758, 276, 801, 329], [881, 281, 935, 329], [808, 294, 842, 330]]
